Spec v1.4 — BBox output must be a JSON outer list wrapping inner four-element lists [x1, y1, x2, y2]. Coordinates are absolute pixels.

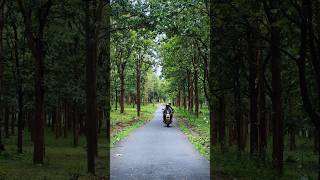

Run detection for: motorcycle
[[162, 109, 173, 127]]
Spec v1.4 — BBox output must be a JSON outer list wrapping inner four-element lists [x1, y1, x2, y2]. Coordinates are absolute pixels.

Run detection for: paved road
[[110, 106, 210, 180]]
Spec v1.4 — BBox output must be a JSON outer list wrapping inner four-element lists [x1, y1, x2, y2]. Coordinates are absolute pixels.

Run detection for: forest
[[0, 0, 319, 179]]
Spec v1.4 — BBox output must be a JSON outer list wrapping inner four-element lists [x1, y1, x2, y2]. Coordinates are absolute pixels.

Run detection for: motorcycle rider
[[163, 103, 174, 122]]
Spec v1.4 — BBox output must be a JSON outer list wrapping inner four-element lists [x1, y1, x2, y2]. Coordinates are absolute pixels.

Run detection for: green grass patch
[[110, 104, 158, 145], [212, 141, 317, 179], [175, 106, 318, 179], [0, 104, 157, 179], [111, 120, 146, 146], [0, 130, 108, 180], [175, 107, 210, 159]]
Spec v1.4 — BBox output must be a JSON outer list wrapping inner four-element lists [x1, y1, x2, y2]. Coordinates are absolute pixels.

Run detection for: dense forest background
[[0, 0, 319, 179]]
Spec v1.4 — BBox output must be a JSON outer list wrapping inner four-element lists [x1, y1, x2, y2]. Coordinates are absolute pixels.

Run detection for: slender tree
[[84, 0, 104, 174], [296, 0, 320, 178], [247, 27, 259, 155], [105, 0, 111, 177], [234, 49, 244, 151], [16, 0, 52, 164], [0, 0, 5, 152], [136, 53, 143, 117], [11, 20, 24, 153], [208, 0, 216, 177], [264, 0, 284, 175]]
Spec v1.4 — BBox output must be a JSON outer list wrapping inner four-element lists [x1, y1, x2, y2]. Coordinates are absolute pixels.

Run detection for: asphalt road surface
[[110, 106, 210, 180]]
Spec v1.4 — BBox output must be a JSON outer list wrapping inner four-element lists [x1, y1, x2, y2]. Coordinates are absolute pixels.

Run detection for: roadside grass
[[0, 130, 108, 180], [175, 107, 210, 159], [175, 106, 317, 179], [110, 103, 158, 145], [212, 141, 317, 180], [0, 104, 157, 179]]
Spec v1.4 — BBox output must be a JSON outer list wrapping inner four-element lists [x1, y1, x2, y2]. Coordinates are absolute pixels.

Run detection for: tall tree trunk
[[209, 1, 217, 176], [84, 0, 104, 173], [0, 0, 5, 152], [115, 87, 118, 110], [13, 21, 24, 153], [306, 0, 320, 177], [17, 0, 52, 165], [32, 12, 46, 166], [85, 1, 98, 174], [190, 75, 194, 112], [297, 1, 320, 178], [104, 2, 111, 177], [136, 55, 143, 117], [193, 52, 199, 117], [194, 75, 199, 117], [187, 71, 192, 112], [119, 67, 125, 113], [248, 28, 259, 155], [258, 49, 267, 158], [306, 0, 320, 98], [234, 55, 243, 151], [269, 0, 284, 174]]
